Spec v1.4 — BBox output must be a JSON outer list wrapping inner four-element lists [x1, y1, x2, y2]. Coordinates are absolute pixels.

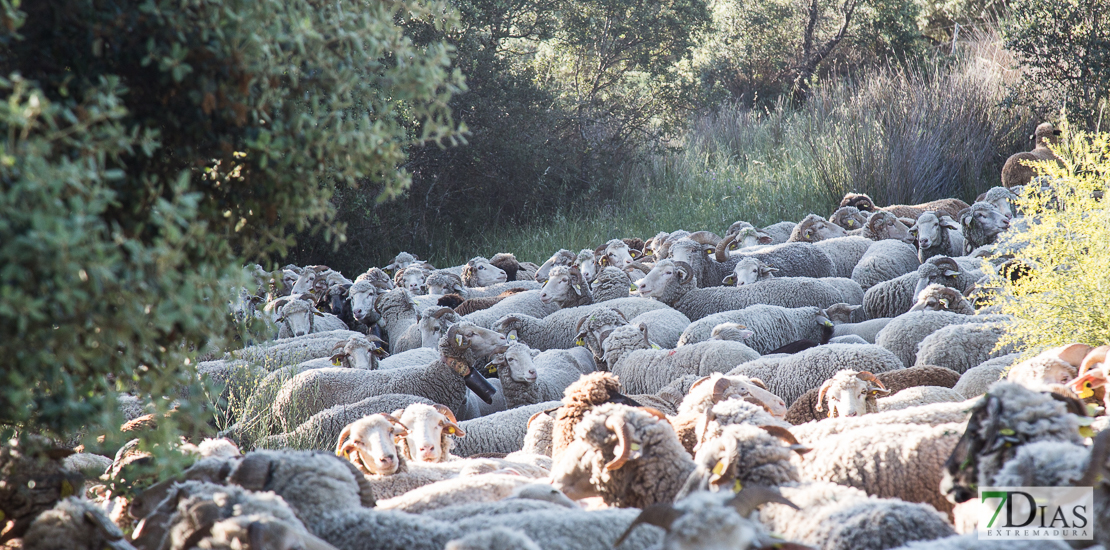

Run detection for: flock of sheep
[[5, 122, 1110, 550]]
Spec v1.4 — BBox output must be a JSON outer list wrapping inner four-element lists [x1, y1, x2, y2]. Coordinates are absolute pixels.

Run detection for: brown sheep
[[551, 372, 641, 462], [490, 252, 539, 282], [838, 192, 969, 221], [1001, 122, 1063, 188], [785, 366, 961, 425]]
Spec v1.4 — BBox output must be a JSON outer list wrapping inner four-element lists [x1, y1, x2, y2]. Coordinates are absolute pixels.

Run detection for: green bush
[[0, 0, 463, 461]]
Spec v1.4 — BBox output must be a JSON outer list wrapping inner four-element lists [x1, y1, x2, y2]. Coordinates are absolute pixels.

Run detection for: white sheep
[[727, 343, 905, 406], [490, 342, 589, 409], [875, 310, 1007, 371], [394, 403, 467, 463], [677, 305, 832, 353], [908, 212, 965, 262], [850, 238, 921, 291], [815, 370, 891, 418], [603, 323, 760, 394]]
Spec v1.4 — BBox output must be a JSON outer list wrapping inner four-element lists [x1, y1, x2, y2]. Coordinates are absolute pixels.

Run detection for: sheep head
[[275, 296, 322, 337], [601, 323, 654, 369], [573, 308, 629, 362], [535, 249, 576, 283], [909, 283, 973, 314], [383, 252, 418, 275], [959, 202, 1011, 251], [815, 370, 889, 418], [462, 256, 508, 287], [1033, 121, 1062, 147], [865, 211, 915, 244], [336, 414, 409, 476], [723, 257, 778, 286], [681, 374, 785, 419], [574, 249, 600, 283], [417, 306, 460, 349], [1069, 346, 1109, 407], [635, 259, 694, 302], [909, 212, 960, 252], [681, 424, 806, 498], [442, 322, 507, 362], [710, 322, 755, 343], [913, 257, 962, 300], [491, 342, 539, 385], [329, 335, 386, 369], [489, 252, 523, 282], [540, 265, 591, 307], [839, 192, 876, 212], [789, 213, 847, 243], [394, 404, 465, 463], [425, 271, 465, 297], [595, 239, 638, 270], [820, 303, 860, 324], [976, 186, 1018, 221], [829, 206, 869, 231]]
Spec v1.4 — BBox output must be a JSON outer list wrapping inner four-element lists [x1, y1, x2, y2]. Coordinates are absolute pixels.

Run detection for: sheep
[[815, 370, 891, 418], [549, 404, 696, 508], [458, 289, 561, 329], [820, 303, 889, 343], [788, 213, 848, 242], [913, 320, 1015, 373], [909, 212, 965, 262], [785, 365, 962, 425], [764, 310, 834, 354], [813, 237, 875, 280], [594, 238, 645, 271], [490, 252, 537, 282], [1005, 348, 1083, 390], [451, 401, 564, 457], [712, 239, 836, 279], [876, 386, 965, 411], [602, 323, 760, 394], [722, 221, 774, 248], [535, 249, 576, 282], [862, 256, 978, 319], [449, 288, 529, 315], [0, 437, 86, 544], [371, 288, 421, 352], [794, 421, 966, 516], [957, 201, 1011, 253], [424, 270, 466, 297], [1001, 122, 1063, 188], [952, 354, 1018, 399], [838, 192, 971, 221], [625, 307, 692, 349], [269, 296, 349, 338], [1070, 345, 1109, 408], [677, 305, 831, 354], [722, 257, 863, 307], [711, 322, 756, 342], [19, 497, 136, 550], [726, 343, 905, 406], [829, 205, 869, 231], [414, 305, 460, 349], [589, 266, 634, 302], [570, 306, 632, 364], [491, 342, 588, 409], [374, 473, 541, 514], [612, 488, 800, 550], [908, 283, 975, 314], [270, 323, 506, 428], [694, 398, 795, 449], [853, 210, 916, 244], [462, 256, 509, 287], [257, 394, 433, 451], [445, 527, 542, 550], [539, 265, 593, 308], [850, 239, 921, 291], [552, 372, 643, 461], [637, 260, 845, 321], [392, 403, 466, 463], [393, 265, 429, 295], [975, 185, 1019, 220], [490, 297, 668, 351], [378, 346, 440, 370], [675, 374, 787, 420], [678, 421, 958, 550], [939, 382, 1085, 505], [875, 310, 1006, 372], [759, 221, 796, 244]]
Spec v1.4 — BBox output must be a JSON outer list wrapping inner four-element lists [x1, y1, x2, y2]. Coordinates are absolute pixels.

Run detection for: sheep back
[[452, 401, 562, 457], [851, 240, 920, 291], [678, 305, 824, 354], [913, 321, 1016, 374], [728, 344, 904, 405]]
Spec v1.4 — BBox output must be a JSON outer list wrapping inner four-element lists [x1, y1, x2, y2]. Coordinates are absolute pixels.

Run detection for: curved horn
[[604, 416, 637, 471], [431, 307, 454, 320], [759, 425, 810, 454], [445, 324, 471, 350], [710, 376, 732, 404], [673, 261, 694, 284], [432, 404, 459, 425], [1079, 346, 1109, 376], [715, 233, 738, 262], [687, 231, 721, 246], [336, 425, 355, 456], [625, 261, 651, 273], [816, 379, 834, 413], [638, 407, 667, 420], [854, 371, 887, 390], [575, 316, 589, 334], [1071, 345, 1104, 373]]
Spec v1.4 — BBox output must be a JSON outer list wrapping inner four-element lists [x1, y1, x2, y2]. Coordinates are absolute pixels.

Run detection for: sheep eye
[[479, 266, 484, 270]]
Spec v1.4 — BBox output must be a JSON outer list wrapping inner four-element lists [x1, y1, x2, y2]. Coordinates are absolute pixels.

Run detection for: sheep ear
[[761, 266, 779, 277], [940, 216, 960, 230], [898, 217, 916, 227], [722, 274, 737, 285], [748, 378, 768, 390], [613, 504, 684, 547], [629, 249, 643, 259]]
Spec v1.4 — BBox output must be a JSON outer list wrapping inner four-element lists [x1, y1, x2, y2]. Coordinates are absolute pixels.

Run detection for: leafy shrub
[[988, 122, 1110, 354], [0, 0, 462, 462]]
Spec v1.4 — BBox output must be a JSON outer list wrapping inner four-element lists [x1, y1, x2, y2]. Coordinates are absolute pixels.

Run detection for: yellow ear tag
[[651, 343, 661, 350], [732, 479, 743, 494], [447, 426, 456, 434], [998, 428, 1016, 436], [575, 338, 585, 346], [455, 334, 464, 346], [846, 220, 854, 227], [574, 284, 581, 292], [1078, 381, 1095, 399], [630, 443, 641, 451], [60, 479, 74, 498], [508, 333, 517, 341], [630, 284, 638, 292], [337, 449, 348, 458], [332, 358, 341, 366], [706, 248, 714, 255], [1080, 426, 1097, 438], [711, 460, 726, 476]]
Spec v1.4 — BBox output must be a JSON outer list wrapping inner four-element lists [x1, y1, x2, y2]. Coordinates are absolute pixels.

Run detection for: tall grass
[[416, 31, 1035, 267]]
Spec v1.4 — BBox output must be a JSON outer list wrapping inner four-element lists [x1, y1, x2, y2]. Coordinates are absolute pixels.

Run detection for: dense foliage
[[990, 124, 1110, 354], [0, 0, 463, 445]]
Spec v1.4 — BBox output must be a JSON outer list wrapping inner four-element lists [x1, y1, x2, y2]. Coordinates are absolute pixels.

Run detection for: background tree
[[0, 0, 463, 456]]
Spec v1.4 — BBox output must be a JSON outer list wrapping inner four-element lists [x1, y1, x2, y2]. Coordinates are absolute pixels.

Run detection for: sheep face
[[462, 257, 508, 287], [536, 249, 575, 282], [959, 202, 1011, 251], [866, 211, 915, 244], [395, 267, 428, 295], [642, 232, 670, 258], [726, 222, 773, 249], [348, 282, 381, 325], [331, 336, 379, 370], [829, 206, 869, 231], [816, 370, 889, 418], [635, 260, 690, 299], [396, 404, 464, 463], [417, 306, 458, 349], [447, 322, 509, 357], [291, 268, 318, 295], [281, 269, 299, 293], [540, 265, 588, 307], [278, 298, 316, 337], [337, 414, 408, 475], [425, 272, 465, 296], [908, 284, 972, 314], [709, 323, 754, 343], [790, 214, 847, 242], [820, 303, 860, 324], [496, 343, 539, 384], [575, 249, 599, 282], [722, 257, 777, 286], [573, 309, 629, 360], [595, 239, 640, 270], [912, 257, 963, 300], [384, 251, 417, 274], [909, 212, 959, 250]]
